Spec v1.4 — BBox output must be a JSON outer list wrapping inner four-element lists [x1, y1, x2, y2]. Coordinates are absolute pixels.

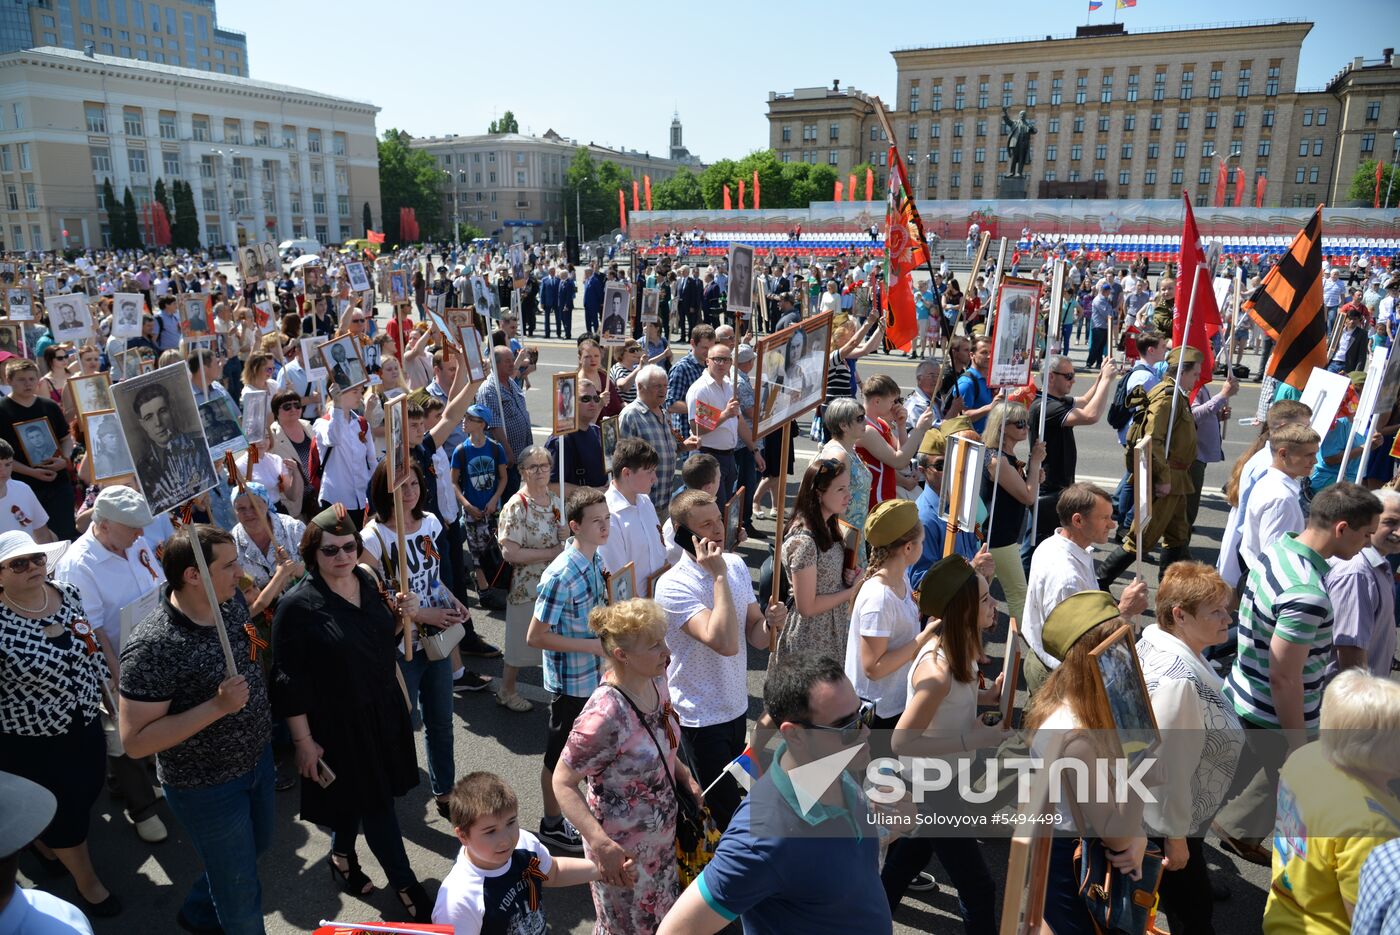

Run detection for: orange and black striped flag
[[1245, 205, 1326, 390]]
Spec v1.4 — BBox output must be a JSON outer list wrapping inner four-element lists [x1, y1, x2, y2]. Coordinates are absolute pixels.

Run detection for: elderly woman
[[1138, 562, 1242, 935], [980, 400, 1043, 623], [0, 530, 121, 916], [496, 444, 564, 713], [270, 506, 429, 921], [231, 481, 306, 623], [553, 598, 701, 934], [577, 336, 622, 419]]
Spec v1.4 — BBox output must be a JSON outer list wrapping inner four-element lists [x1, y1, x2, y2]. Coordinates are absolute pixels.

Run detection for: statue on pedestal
[[1002, 106, 1037, 179]]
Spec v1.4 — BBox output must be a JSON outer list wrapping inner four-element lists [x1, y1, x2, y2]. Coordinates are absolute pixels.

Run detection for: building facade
[[0, 0, 248, 76], [411, 125, 701, 244], [1289, 50, 1400, 208], [766, 82, 891, 182], [0, 46, 380, 252]]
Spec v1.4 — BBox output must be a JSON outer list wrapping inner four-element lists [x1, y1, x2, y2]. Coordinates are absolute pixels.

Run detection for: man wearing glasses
[[657, 654, 891, 935], [684, 344, 763, 507]]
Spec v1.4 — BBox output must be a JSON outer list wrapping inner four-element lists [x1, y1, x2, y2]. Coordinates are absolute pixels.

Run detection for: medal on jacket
[[138, 548, 160, 581], [71, 618, 98, 655]]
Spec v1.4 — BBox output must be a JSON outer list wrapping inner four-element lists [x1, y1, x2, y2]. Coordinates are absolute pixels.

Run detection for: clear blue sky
[[229, 0, 1394, 162]]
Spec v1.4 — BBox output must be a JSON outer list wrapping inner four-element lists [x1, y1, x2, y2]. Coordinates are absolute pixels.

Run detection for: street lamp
[[576, 175, 590, 247], [210, 148, 241, 249], [1385, 129, 1400, 210]]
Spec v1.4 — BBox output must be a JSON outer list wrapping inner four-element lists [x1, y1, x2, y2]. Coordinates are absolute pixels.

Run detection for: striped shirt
[[1225, 533, 1333, 730]]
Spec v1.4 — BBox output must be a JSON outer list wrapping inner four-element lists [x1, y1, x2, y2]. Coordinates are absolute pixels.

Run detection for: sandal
[[397, 881, 432, 923], [328, 851, 374, 896], [495, 690, 533, 713]]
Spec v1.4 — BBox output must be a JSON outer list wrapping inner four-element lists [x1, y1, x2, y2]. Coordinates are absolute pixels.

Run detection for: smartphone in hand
[[315, 758, 336, 788]]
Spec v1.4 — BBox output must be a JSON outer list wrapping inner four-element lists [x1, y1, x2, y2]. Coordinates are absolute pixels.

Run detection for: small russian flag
[[721, 746, 760, 792], [1088, 0, 1102, 9]]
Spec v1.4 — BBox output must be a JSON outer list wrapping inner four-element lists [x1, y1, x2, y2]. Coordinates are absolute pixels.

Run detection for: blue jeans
[[161, 746, 275, 935], [735, 446, 758, 527], [397, 651, 455, 796], [1113, 469, 1134, 530], [1043, 837, 1097, 935]]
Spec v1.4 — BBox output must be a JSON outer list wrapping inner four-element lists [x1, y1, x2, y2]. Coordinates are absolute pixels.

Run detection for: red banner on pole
[[1234, 169, 1246, 208], [866, 167, 875, 201], [644, 175, 652, 211], [753, 171, 761, 209], [723, 185, 732, 211], [738, 179, 746, 211], [834, 180, 843, 201], [848, 174, 856, 202], [632, 180, 639, 212], [618, 189, 627, 232], [1255, 175, 1267, 208], [1215, 161, 1228, 208]]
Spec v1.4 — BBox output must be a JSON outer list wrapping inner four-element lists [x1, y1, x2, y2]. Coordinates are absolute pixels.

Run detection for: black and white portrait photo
[[471, 276, 491, 319], [344, 261, 371, 293], [198, 393, 248, 462], [111, 363, 218, 516], [13, 418, 58, 465], [241, 389, 270, 445], [5, 287, 33, 321], [70, 373, 113, 416], [601, 282, 630, 347], [239, 245, 265, 285], [316, 335, 368, 392], [111, 293, 144, 339], [85, 411, 136, 482], [180, 295, 212, 337], [0, 322, 26, 359], [259, 241, 281, 279], [640, 288, 660, 324], [727, 243, 755, 314], [44, 294, 92, 344], [509, 243, 526, 284]]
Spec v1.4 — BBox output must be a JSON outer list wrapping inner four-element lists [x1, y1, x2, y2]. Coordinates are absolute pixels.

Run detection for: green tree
[[698, 159, 738, 209], [565, 147, 633, 240], [362, 201, 373, 236], [456, 223, 487, 242], [122, 186, 142, 247], [153, 177, 172, 217], [781, 163, 838, 207], [488, 111, 519, 135], [174, 181, 201, 249], [1348, 158, 1400, 209], [101, 178, 119, 245], [377, 128, 444, 244], [848, 162, 881, 200], [651, 167, 704, 210]]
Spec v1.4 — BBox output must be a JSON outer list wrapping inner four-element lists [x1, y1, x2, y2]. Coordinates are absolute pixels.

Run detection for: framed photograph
[[727, 243, 755, 314], [940, 434, 987, 530], [178, 294, 213, 337], [1000, 617, 1023, 730], [198, 393, 248, 462], [752, 311, 833, 440], [302, 264, 324, 292], [241, 389, 270, 445], [298, 336, 328, 382], [110, 293, 144, 339], [83, 410, 136, 483], [42, 276, 59, 297], [315, 335, 368, 393], [388, 270, 409, 305], [1351, 346, 1391, 442], [111, 347, 147, 382], [44, 294, 93, 344], [987, 276, 1041, 388], [363, 342, 382, 376], [0, 321, 24, 359], [12, 417, 58, 465], [470, 276, 492, 320], [344, 261, 371, 293], [259, 241, 281, 279], [606, 561, 636, 604], [384, 395, 411, 491], [509, 243, 527, 287], [510, 288, 522, 319], [552, 372, 578, 435], [836, 516, 863, 573], [1298, 366, 1350, 438], [601, 415, 620, 463], [428, 307, 456, 347], [601, 282, 630, 347], [1000, 769, 1055, 935], [70, 372, 113, 417], [645, 563, 670, 598], [641, 287, 660, 324], [426, 292, 446, 317], [5, 287, 33, 321], [725, 487, 745, 552], [252, 301, 277, 334], [357, 290, 376, 318], [459, 327, 487, 383], [110, 362, 218, 516], [1088, 624, 1161, 768], [237, 244, 265, 284]]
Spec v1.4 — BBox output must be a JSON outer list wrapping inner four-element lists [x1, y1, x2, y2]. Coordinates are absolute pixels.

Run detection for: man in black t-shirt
[[0, 359, 75, 540], [1025, 356, 1118, 566]]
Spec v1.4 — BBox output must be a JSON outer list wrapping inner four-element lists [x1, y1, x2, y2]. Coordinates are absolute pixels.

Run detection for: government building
[[767, 21, 1399, 208], [0, 45, 380, 252]]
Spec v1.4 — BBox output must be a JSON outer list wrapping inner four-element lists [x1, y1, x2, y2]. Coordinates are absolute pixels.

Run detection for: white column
[[276, 158, 293, 241], [248, 157, 266, 244]]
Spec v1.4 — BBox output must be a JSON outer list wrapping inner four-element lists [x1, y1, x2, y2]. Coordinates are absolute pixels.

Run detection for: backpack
[[1107, 364, 1152, 431]]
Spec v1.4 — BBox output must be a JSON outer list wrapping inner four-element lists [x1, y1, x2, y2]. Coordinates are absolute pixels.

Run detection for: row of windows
[[901, 106, 1282, 141], [905, 64, 1281, 110], [83, 105, 345, 155], [911, 164, 1271, 192]]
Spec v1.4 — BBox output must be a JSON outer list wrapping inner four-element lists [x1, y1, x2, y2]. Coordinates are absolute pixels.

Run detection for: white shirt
[[654, 552, 754, 728], [0, 478, 48, 534], [1217, 445, 1273, 588], [431, 829, 554, 934], [53, 528, 165, 653], [1239, 466, 1305, 574], [234, 449, 291, 496], [597, 485, 666, 596], [686, 370, 739, 451], [311, 408, 377, 509], [1023, 530, 1099, 669], [432, 444, 458, 523], [844, 578, 921, 718]]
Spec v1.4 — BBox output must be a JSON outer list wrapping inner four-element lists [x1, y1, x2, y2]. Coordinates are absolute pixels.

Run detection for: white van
[[278, 238, 322, 259]]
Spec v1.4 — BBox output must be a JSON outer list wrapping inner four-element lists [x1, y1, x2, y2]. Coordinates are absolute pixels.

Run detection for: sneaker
[[134, 814, 167, 844], [495, 689, 533, 713], [478, 588, 508, 612], [452, 671, 493, 694], [459, 631, 503, 658], [537, 817, 584, 854], [906, 870, 938, 893]]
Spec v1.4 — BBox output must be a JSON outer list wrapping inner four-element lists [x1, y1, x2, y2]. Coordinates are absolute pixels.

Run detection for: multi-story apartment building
[[1289, 49, 1400, 207], [0, 46, 380, 252], [411, 122, 703, 243], [0, 0, 248, 75], [766, 82, 892, 182]]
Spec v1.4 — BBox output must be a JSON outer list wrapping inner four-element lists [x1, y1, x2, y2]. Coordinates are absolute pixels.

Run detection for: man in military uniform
[[1097, 345, 1202, 587]]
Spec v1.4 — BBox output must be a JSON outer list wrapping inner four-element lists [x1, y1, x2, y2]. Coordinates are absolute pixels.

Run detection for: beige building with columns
[[766, 82, 892, 181], [0, 45, 380, 253]]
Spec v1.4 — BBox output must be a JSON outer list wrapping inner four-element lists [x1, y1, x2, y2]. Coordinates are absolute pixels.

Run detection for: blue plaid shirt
[[1356, 838, 1400, 935], [666, 352, 704, 437], [533, 543, 606, 697]]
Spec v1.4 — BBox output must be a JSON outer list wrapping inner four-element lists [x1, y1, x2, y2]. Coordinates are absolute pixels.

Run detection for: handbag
[[1073, 838, 1165, 935], [611, 685, 720, 886], [421, 620, 465, 660]]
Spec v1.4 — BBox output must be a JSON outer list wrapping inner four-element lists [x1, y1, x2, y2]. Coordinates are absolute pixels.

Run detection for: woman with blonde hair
[[365, 337, 408, 455], [59, 344, 102, 423], [577, 336, 622, 419], [980, 399, 1043, 622], [554, 598, 701, 934], [240, 351, 277, 416]]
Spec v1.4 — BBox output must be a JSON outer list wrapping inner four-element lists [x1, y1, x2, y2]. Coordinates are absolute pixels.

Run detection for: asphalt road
[[29, 277, 1273, 935]]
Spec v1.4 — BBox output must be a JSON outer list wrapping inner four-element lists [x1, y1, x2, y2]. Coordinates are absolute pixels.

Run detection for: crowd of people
[[0, 233, 1399, 935]]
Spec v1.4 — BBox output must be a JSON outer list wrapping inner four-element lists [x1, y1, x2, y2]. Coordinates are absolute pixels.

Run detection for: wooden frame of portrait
[[1133, 435, 1152, 581], [1087, 623, 1161, 768], [836, 516, 863, 574], [387, 270, 410, 305], [0, 319, 24, 359], [640, 287, 660, 324], [999, 769, 1055, 935], [458, 326, 487, 384], [70, 372, 113, 418], [13, 416, 58, 464], [384, 394, 411, 493], [601, 415, 620, 463], [606, 561, 636, 604], [1000, 617, 1023, 730], [111, 347, 147, 382], [315, 335, 368, 393], [725, 486, 746, 552], [600, 282, 631, 347], [6, 286, 34, 321], [726, 243, 755, 314], [552, 372, 579, 436], [428, 308, 457, 348], [179, 294, 213, 337], [987, 276, 1042, 388], [645, 563, 669, 598], [344, 261, 370, 293], [81, 409, 136, 483], [939, 434, 987, 530], [750, 310, 833, 440]]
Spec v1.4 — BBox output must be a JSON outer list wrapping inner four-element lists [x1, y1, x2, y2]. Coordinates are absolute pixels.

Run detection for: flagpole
[[1222, 266, 1244, 440], [1029, 259, 1065, 543], [1164, 264, 1205, 457]]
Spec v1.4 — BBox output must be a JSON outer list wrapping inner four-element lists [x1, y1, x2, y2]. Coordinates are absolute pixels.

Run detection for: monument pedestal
[[997, 175, 1030, 199]]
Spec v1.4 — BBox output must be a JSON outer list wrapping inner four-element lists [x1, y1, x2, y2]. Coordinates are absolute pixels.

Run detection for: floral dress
[[496, 489, 564, 607], [772, 527, 852, 667], [561, 680, 680, 935], [838, 445, 872, 533]]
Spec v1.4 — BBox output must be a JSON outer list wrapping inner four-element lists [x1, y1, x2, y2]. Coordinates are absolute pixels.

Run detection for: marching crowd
[[1, 235, 1399, 935]]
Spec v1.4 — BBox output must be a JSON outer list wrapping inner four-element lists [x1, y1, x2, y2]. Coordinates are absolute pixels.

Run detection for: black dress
[[270, 568, 417, 827]]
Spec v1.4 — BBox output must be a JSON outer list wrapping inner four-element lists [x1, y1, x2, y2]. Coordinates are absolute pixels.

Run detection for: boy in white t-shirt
[[433, 771, 602, 935], [0, 440, 53, 540]]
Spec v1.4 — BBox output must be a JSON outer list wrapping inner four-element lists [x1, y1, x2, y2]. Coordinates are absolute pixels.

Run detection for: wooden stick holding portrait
[[188, 525, 239, 679], [384, 400, 414, 662]]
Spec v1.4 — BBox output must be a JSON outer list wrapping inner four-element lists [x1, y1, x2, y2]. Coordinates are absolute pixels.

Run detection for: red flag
[[1233, 169, 1246, 208], [848, 174, 857, 202], [644, 175, 652, 211], [865, 167, 874, 201], [834, 180, 843, 201], [1377, 161, 1385, 209], [883, 145, 931, 354], [723, 185, 732, 211], [1214, 161, 1228, 208], [753, 171, 761, 209], [618, 189, 627, 232], [738, 179, 746, 211], [367, 229, 385, 245], [1173, 193, 1222, 395], [631, 180, 639, 212], [1254, 175, 1267, 209]]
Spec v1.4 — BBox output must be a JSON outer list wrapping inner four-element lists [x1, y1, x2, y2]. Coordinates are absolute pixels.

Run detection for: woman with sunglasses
[[577, 337, 622, 420], [979, 400, 1042, 623], [773, 456, 861, 668], [270, 506, 430, 920], [231, 481, 305, 624], [885, 555, 1004, 928], [0, 530, 122, 916], [815, 396, 874, 534], [38, 344, 72, 404], [268, 389, 316, 520]]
